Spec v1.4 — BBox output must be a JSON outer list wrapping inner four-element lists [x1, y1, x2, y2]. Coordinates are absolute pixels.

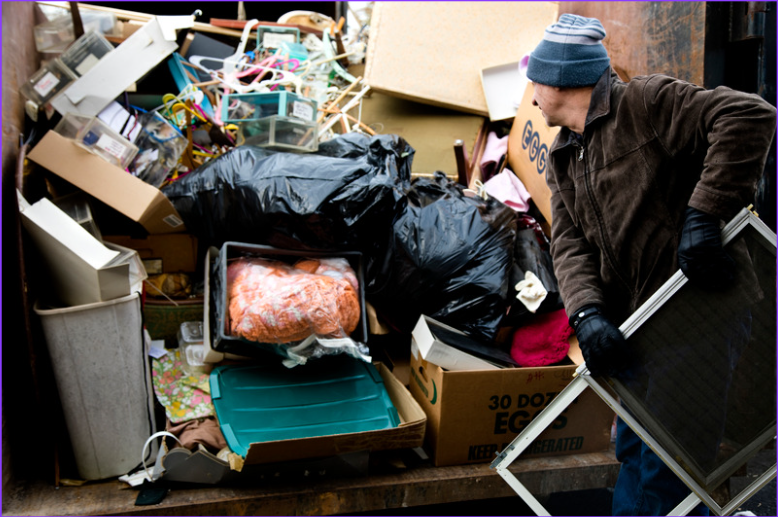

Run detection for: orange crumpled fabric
[[226, 257, 360, 344]]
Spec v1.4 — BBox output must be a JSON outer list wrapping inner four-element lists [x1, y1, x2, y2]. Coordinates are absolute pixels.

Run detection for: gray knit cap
[[526, 14, 611, 87]]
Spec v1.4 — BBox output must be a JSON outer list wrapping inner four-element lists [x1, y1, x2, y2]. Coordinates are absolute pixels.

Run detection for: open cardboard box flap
[[27, 131, 185, 234]]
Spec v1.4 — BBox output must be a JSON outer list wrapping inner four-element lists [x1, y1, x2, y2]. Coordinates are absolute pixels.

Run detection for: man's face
[[531, 83, 567, 128]]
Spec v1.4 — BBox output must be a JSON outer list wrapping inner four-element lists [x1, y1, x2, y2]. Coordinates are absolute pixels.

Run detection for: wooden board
[[2, 448, 620, 516]]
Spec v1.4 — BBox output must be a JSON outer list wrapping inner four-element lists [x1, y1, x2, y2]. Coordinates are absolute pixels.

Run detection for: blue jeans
[[612, 417, 709, 516]]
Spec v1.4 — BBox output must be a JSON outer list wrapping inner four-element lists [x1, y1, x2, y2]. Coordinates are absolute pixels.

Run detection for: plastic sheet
[[227, 257, 360, 344], [366, 172, 517, 343], [161, 133, 413, 252], [209, 242, 370, 368]]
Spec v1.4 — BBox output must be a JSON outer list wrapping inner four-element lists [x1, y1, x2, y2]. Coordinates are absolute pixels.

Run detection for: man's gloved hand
[[677, 206, 735, 288], [570, 305, 628, 377]]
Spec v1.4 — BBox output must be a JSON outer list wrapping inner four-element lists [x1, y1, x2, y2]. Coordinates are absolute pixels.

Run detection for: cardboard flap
[[27, 131, 185, 234], [17, 191, 132, 306], [411, 315, 501, 371]]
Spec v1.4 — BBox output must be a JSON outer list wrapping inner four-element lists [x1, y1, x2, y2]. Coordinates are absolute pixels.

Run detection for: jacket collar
[[552, 67, 616, 152]]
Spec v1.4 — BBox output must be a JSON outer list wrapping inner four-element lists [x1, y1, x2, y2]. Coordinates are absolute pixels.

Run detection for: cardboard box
[[364, 2, 558, 116], [507, 83, 561, 224], [159, 363, 424, 472], [356, 82, 486, 180], [243, 362, 425, 464], [103, 233, 198, 274], [408, 345, 614, 467], [27, 131, 185, 234]]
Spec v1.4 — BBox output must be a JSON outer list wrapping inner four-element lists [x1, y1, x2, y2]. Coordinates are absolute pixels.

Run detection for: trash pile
[[16, 1, 607, 493], [24, 3, 376, 190]]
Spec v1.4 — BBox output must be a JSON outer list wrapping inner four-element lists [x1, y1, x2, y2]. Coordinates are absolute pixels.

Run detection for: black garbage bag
[[161, 133, 414, 252], [367, 172, 517, 343], [503, 214, 564, 326]]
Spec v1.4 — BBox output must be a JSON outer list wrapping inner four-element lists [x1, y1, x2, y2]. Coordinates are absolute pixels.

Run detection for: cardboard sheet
[[365, 2, 558, 115], [51, 16, 192, 117], [17, 191, 133, 307], [358, 86, 485, 179]]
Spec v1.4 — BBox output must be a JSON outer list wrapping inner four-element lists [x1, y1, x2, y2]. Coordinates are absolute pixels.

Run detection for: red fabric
[[510, 309, 573, 367]]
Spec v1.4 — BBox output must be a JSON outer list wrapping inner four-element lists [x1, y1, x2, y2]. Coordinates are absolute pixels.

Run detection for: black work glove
[[677, 206, 735, 288], [570, 305, 629, 377]]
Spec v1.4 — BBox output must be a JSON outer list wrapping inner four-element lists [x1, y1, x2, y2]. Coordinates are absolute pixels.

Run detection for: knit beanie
[[526, 14, 611, 88]]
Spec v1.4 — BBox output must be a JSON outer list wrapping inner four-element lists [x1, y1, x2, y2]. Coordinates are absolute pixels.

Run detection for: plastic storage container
[[256, 25, 300, 50], [210, 356, 400, 457], [34, 11, 119, 53], [54, 112, 91, 139], [276, 40, 309, 63], [58, 30, 114, 77], [33, 293, 157, 480], [177, 321, 211, 375], [20, 59, 78, 107], [75, 116, 139, 169], [237, 115, 318, 153], [130, 111, 187, 188], [221, 91, 317, 124]]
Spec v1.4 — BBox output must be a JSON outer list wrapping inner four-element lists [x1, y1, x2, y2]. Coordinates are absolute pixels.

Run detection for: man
[[525, 13, 776, 516]]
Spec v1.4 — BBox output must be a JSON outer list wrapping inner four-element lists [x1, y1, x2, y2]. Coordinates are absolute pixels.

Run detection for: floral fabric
[[151, 349, 214, 423]]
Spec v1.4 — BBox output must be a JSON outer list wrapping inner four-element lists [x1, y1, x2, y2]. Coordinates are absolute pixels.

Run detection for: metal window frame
[[491, 208, 777, 516]]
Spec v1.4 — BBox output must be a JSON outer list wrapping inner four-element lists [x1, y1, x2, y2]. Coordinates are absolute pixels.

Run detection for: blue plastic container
[[210, 356, 400, 457]]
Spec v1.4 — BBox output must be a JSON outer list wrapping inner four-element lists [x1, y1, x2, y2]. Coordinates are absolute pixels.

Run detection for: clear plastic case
[[256, 25, 300, 50], [75, 117, 139, 169], [237, 115, 318, 153], [54, 112, 92, 139], [52, 191, 103, 241], [59, 31, 115, 76], [20, 59, 78, 106], [34, 11, 119, 53], [222, 91, 317, 124], [177, 321, 211, 375]]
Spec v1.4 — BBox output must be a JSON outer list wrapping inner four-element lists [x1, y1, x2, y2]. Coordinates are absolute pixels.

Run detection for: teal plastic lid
[[210, 357, 400, 457]]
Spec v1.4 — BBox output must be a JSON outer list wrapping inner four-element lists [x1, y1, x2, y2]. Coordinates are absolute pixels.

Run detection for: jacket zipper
[[578, 136, 633, 297]]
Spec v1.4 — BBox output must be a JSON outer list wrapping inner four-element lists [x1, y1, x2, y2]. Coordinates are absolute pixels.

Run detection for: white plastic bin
[[33, 292, 156, 480]]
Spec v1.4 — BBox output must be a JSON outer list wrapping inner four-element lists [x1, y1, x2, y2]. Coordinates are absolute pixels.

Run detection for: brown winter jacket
[[547, 68, 776, 325]]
